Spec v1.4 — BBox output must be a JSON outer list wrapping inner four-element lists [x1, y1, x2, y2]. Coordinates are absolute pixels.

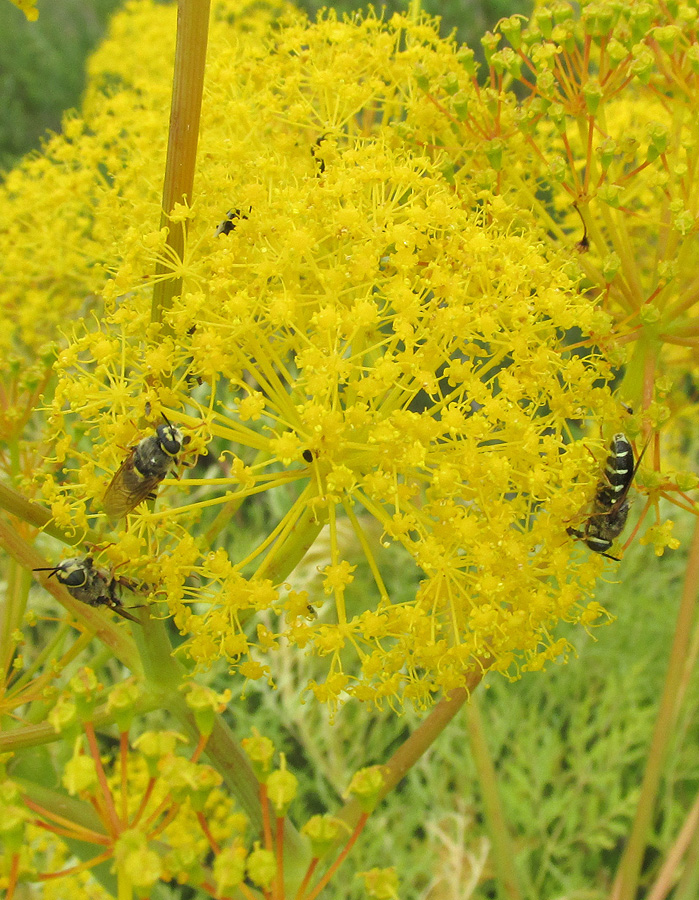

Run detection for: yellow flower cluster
[[7, 0, 38, 21], [404, 0, 699, 426], [10, 0, 666, 708]]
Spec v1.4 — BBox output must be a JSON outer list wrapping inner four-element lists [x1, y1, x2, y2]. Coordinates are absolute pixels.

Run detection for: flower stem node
[[266, 754, 298, 817], [301, 815, 349, 859], [639, 304, 661, 325], [242, 730, 276, 782], [183, 682, 232, 737], [114, 829, 162, 896], [346, 766, 386, 814], [165, 845, 206, 886], [246, 843, 276, 890]]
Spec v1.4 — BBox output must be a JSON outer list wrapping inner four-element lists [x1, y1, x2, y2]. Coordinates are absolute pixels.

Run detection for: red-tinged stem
[[6, 853, 19, 900], [129, 777, 157, 827], [303, 813, 369, 900], [336, 671, 483, 837], [38, 850, 113, 880], [84, 721, 121, 838], [240, 882, 263, 900], [611, 516, 699, 900], [646, 788, 699, 900], [22, 796, 108, 844], [142, 792, 177, 832], [197, 810, 220, 854], [201, 878, 260, 900], [148, 803, 180, 841], [191, 732, 209, 763], [294, 858, 319, 900]]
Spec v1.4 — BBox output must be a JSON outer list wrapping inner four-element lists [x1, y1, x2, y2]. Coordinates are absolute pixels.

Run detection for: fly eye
[[156, 424, 182, 456], [58, 566, 88, 588]]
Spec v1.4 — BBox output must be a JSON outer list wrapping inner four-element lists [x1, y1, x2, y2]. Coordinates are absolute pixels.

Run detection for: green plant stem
[[1, 558, 30, 679], [647, 788, 699, 900], [612, 516, 699, 900], [134, 613, 306, 865], [0, 482, 101, 545], [673, 798, 699, 900], [151, 0, 211, 326], [255, 503, 326, 585], [408, 0, 422, 20], [465, 694, 523, 900]]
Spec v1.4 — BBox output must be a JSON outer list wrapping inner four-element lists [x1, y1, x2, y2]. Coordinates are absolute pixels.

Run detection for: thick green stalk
[[465, 694, 523, 900], [134, 612, 306, 864], [612, 517, 699, 900], [151, 0, 211, 326], [0, 481, 101, 546]]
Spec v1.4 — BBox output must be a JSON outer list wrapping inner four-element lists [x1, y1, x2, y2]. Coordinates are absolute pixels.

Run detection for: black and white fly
[[567, 433, 646, 559], [33, 556, 145, 622]]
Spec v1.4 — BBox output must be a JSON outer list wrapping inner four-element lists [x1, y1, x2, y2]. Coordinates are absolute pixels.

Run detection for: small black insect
[[215, 207, 249, 236], [567, 433, 646, 559], [33, 556, 144, 622], [311, 134, 328, 174], [103, 416, 188, 519]]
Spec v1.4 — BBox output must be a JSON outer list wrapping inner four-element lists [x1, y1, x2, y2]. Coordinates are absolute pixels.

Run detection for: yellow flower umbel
[[22, 3, 625, 709], [394, 0, 699, 522]]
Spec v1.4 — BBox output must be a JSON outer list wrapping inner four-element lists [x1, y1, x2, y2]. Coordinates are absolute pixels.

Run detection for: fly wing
[[102, 451, 161, 518], [111, 602, 143, 623]]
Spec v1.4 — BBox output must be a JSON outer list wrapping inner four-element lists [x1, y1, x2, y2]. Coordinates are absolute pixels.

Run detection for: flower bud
[[247, 844, 276, 889], [242, 730, 275, 781], [301, 815, 349, 859], [267, 754, 298, 817], [63, 752, 97, 795], [133, 731, 185, 778], [346, 765, 386, 813], [214, 843, 247, 894], [359, 866, 399, 899], [184, 682, 231, 737], [107, 680, 141, 734]]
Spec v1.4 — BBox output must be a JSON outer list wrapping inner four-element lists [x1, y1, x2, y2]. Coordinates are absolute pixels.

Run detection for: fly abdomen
[[596, 433, 633, 509]]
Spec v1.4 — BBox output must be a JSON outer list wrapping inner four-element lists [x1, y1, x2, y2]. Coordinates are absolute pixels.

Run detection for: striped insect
[[33, 556, 144, 622], [567, 433, 646, 559], [102, 417, 187, 519]]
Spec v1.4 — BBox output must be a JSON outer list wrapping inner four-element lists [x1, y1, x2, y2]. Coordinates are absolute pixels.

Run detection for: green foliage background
[[2, 1, 697, 898]]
